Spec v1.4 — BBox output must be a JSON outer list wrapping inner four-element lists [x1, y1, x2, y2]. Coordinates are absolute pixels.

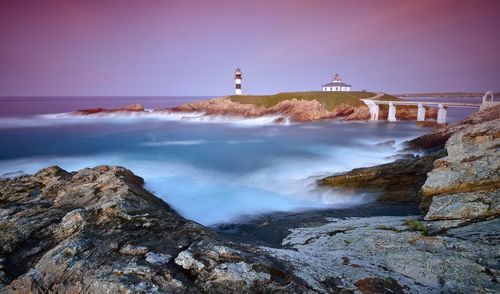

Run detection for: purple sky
[[1, 0, 500, 96]]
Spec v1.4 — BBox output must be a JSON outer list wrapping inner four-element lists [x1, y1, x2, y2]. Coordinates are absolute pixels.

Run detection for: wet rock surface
[[318, 151, 445, 204], [0, 166, 309, 293]]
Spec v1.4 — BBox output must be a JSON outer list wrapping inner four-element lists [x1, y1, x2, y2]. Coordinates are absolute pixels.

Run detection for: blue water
[[0, 96, 474, 225]]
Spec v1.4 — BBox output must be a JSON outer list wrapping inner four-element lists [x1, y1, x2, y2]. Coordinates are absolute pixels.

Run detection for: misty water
[[0, 96, 478, 225]]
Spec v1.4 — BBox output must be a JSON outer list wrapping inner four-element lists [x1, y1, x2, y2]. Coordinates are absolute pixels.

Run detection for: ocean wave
[[142, 140, 207, 146], [0, 111, 290, 129], [0, 145, 392, 225], [226, 139, 264, 144]]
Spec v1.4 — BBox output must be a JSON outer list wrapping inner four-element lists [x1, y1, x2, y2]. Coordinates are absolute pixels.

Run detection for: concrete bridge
[[361, 91, 497, 124]]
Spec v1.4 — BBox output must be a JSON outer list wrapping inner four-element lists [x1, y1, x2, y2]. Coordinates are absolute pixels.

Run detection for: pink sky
[[1, 0, 499, 96]]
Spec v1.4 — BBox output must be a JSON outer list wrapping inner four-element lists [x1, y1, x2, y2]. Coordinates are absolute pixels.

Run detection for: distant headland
[[75, 91, 440, 124]]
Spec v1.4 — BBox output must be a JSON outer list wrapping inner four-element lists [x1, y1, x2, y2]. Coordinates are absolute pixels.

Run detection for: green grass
[[404, 219, 429, 235], [228, 91, 398, 111]]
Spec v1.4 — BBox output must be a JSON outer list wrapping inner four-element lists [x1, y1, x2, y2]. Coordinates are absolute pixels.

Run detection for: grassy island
[[229, 91, 399, 111]]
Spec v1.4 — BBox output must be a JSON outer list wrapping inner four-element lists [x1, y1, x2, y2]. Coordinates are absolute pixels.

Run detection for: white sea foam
[[142, 140, 207, 146], [226, 139, 264, 144], [240, 144, 395, 201], [0, 141, 396, 225], [0, 111, 289, 129]]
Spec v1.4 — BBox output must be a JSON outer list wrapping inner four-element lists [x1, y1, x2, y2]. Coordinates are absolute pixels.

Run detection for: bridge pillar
[[371, 103, 379, 120], [388, 102, 397, 122], [361, 99, 380, 120], [417, 103, 426, 121], [437, 104, 447, 124]]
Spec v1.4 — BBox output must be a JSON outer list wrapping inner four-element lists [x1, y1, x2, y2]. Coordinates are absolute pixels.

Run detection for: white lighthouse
[[235, 68, 242, 95]]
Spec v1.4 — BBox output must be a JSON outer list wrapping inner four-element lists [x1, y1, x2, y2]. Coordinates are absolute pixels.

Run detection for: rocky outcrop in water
[[169, 98, 265, 118], [318, 151, 445, 203], [170, 97, 347, 122], [320, 105, 499, 211], [0, 166, 308, 293], [76, 104, 145, 115], [168, 97, 439, 122], [72, 96, 442, 123]]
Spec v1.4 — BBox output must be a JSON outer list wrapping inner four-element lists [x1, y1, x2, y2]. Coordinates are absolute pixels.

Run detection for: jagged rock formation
[[169, 98, 265, 118], [75, 104, 145, 115], [318, 151, 445, 203], [422, 111, 500, 221], [168, 97, 437, 122], [0, 166, 308, 293]]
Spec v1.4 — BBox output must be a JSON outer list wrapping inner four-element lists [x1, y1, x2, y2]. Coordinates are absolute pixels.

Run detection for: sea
[[0, 96, 480, 226]]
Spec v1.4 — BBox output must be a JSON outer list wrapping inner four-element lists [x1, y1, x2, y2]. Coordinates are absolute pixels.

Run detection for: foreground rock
[[0, 166, 308, 293], [318, 151, 445, 203], [3, 166, 497, 293], [265, 216, 499, 293], [422, 111, 500, 221]]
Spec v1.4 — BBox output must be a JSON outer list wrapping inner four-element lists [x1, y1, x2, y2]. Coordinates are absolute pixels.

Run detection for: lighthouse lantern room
[[235, 68, 242, 95]]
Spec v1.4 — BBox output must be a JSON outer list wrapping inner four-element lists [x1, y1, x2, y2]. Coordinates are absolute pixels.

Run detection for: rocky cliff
[[422, 112, 499, 221], [72, 96, 438, 123], [0, 166, 308, 293], [168, 97, 437, 122]]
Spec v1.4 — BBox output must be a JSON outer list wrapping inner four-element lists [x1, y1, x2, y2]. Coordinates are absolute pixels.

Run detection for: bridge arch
[[480, 91, 499, 110], [482, 91, 494, 103]]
